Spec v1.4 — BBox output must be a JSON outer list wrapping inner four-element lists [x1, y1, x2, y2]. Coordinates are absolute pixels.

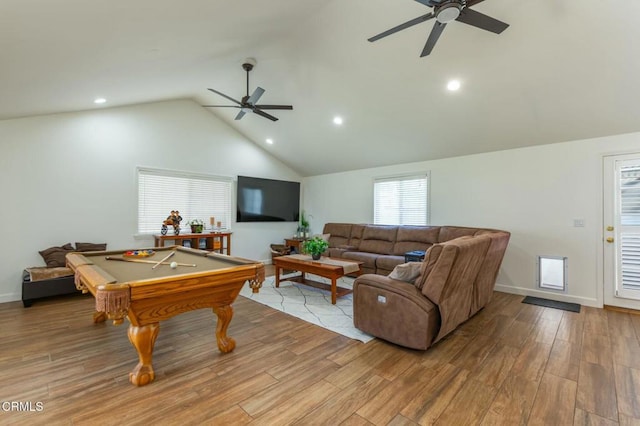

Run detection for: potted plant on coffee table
[[302, 236, 329, 261]]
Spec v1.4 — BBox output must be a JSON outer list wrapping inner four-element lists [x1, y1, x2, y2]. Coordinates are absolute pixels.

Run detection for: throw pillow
[[38, 243, 74, 268], [389, 262, 423, 284], [75, 242, 107, 252]]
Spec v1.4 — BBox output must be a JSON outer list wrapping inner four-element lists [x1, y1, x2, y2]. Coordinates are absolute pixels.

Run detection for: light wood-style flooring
[[1, 273, 640, 425]]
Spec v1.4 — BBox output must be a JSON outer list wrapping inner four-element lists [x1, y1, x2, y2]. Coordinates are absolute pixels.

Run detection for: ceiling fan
[[203, 58, 293, 122], [368, 0, 509, 57]]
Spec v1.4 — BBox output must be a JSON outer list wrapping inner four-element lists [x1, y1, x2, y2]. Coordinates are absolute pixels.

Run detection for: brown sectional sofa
[[321, 223, 510, 350], [323, 223, 502, 275]]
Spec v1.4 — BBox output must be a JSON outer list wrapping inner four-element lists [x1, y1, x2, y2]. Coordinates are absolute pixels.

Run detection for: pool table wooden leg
[[127, 322, 159, 386], [93, 311, 107, 323], [213, 305, 236, 353]]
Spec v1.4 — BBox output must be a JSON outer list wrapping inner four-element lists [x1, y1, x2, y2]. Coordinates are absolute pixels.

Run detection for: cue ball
[[170, 261, 178, 269]]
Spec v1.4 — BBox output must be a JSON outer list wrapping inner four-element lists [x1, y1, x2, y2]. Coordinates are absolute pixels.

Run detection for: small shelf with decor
[[153, 232, 232, 255], [284, 237, 308, 254]]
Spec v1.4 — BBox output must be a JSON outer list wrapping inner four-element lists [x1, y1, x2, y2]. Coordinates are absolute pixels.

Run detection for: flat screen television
[[236, 176, 300, 222]]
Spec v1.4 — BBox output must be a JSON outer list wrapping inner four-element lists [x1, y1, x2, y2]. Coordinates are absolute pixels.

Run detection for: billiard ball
[[170, 261, 178, 269]]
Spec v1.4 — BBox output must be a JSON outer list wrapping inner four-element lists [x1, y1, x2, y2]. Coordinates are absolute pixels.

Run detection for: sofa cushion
[[358, 225, 398, 254], [25, 266, 74, 282], [423, 235, 491, 342], [328, 247, 349, 258], [376, 255, 405, 274], [438, 226, 478, 242], [75, 242, 107, 252], [414, 244, 444, 290], [38, 243, 74, 268], [348, 224, 366, 250], [469, 231, 511, 315], [393, 226, 440, 255], [342, 251, 379, 270], [389, 262, 423, 284], [417, 236, 474, 295], [323, 223, 352, 248]]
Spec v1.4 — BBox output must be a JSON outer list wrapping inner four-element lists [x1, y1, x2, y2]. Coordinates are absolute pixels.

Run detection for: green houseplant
[[299, 210, 311, 238], [188, 219, 204, 233], [302, 236, 329, 260]]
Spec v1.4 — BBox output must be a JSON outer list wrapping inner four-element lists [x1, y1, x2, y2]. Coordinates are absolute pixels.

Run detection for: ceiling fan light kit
[[436, 3, 462, 23], [203, 58, 293, 122], [369, 0, 509, 57]]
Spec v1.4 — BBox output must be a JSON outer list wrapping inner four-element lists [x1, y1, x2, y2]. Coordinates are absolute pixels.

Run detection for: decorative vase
[[311, 252, 321, 261], [191, 224, 204, 233]]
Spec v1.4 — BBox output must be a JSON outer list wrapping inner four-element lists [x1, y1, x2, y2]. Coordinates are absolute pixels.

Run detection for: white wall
[[303, 132, 640, 308], [0, 99, 301, 302]]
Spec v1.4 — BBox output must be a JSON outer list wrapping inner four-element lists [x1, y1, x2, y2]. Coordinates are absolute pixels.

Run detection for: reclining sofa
[[321, 223, 510, 350]]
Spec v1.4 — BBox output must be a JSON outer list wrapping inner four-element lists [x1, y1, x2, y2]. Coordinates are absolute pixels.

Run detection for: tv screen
[[236, 176, 300, 222]]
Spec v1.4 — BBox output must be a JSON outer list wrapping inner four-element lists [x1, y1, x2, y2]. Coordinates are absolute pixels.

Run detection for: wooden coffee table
[[273, 255, 364, 304]]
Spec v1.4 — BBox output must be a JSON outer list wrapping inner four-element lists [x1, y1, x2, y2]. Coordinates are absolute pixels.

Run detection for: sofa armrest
[[353, 273, 440, 350], [354, 274, 430, 306]]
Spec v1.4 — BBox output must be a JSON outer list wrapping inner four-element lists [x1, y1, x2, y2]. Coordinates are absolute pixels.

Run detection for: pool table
[[66, 246, 264, 386]]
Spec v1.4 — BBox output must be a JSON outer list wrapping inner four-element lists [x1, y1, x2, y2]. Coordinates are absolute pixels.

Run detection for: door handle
[[606, 237, 614, 243], [606, 226, 614, 231]]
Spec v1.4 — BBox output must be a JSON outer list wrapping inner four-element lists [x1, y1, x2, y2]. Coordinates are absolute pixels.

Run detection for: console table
[[284, 238, 307, 254], [154, 232, 232, 255]]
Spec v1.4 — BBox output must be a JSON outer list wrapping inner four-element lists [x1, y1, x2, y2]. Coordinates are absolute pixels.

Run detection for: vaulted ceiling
[[2, 0, 639, 176]]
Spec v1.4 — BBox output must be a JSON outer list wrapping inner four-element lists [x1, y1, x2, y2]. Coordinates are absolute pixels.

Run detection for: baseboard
[[494, 284, 600, 308], [0, 292, 21, 304]]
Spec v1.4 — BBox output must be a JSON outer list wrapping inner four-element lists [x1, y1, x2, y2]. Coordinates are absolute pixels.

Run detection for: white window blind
[[373, 173, 429, 226], [621, 165, 640, 226], [137, 167, 232, 234], [620, 165, 640, 292]]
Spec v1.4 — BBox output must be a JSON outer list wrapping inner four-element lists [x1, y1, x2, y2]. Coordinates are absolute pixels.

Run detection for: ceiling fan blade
[[421, 21, 446, 57], [254, 105, 293, 110], [252, 108, 278, 122], [234, 110, 247, 120], [202, 105, 241, 108], [456, 7, 509, 34], [368, 12, 435, 42], [246, 87, 265, 105], [465, 0, 487, 7], [207, 88, 242, 105]]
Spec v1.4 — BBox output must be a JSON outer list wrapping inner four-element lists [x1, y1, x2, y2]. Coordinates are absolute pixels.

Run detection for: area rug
[[522, 296, 581, 313], [239, 274, 374, 343]]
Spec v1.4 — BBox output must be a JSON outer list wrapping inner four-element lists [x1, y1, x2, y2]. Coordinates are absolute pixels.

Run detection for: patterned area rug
[[239, 274, 374, 343]]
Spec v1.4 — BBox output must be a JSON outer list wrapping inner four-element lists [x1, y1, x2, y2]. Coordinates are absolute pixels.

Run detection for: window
[[137, 167, 232, 234], [373, 173, 429, 226]]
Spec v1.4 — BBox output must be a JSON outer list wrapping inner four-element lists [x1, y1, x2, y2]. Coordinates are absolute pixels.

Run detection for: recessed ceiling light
[[446, 80, 461, 91], [94, 98, 107, 104], [266, 138, 274, 145], [333, 116, 343, 125]]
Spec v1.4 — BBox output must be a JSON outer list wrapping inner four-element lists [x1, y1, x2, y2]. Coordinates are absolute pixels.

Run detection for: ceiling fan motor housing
[[242, 57, 257, 72], [436, 1, 465, 23]]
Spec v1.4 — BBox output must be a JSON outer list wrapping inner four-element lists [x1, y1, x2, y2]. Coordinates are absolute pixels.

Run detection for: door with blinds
[[603, 154, 640, 308]]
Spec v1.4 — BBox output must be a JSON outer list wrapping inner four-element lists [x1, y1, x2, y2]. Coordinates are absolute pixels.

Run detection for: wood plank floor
[[1, 275, 639, 425]]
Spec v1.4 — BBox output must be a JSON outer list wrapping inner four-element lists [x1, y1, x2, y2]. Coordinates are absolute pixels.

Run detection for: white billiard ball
[[170, 261, 178, 269]]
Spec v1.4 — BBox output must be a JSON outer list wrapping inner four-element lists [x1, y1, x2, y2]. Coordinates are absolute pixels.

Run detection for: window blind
[[373, 173, 429, 226], [620, 165, 640, 292], [137, 167, 232, 234], [621, 166, 640, 226]]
